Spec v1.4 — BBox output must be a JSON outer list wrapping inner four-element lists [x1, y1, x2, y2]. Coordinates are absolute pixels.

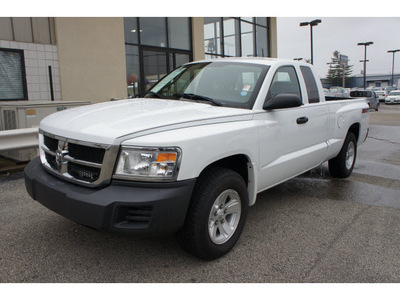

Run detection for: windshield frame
[[144, 61, 270, 110]]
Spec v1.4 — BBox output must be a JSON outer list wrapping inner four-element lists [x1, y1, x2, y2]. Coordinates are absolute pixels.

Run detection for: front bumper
[[385, 98, 400, 104], [25, 157, 196, 235]]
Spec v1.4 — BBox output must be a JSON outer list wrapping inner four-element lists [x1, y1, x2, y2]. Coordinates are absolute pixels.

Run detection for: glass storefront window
[[143, 49, 168, 91], [241, 21, 254, 57], [240, 17, 254, 23], [139, 17, 167, 48], [223, 18, 239, 57], [125, 45, 140, 98], [204, 17, 222, 55], [175, 53, 190, 67], [255, 17, 267, 27], [168, 18, 190, 50], [123, 17, 139, 45], [169, 53, 191, 71], [124, 17, 192, 96], [205, 54, 221, 60], [256, 26, 268, 57], [204, 17, 270, 59]]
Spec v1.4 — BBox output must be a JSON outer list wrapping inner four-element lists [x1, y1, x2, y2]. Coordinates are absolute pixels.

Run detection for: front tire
[[328, 132, 357, 178], [177, 167, 248, 260]]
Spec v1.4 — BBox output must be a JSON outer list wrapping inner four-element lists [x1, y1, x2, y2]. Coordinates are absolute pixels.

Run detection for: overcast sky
[[277, 17, 400, 79]]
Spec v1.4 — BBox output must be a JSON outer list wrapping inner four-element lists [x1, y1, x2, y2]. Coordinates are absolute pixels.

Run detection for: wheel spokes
[[208, 189, 242, 245]]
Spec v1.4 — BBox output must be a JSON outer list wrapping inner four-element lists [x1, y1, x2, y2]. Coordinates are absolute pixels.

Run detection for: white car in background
[[325, 87, 348, 98], [385, 90, 400, 104], [374, 90, 387, 102]]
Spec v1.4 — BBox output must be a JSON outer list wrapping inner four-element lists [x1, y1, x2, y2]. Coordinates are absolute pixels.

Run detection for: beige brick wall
[[55, 17, 127, 103]]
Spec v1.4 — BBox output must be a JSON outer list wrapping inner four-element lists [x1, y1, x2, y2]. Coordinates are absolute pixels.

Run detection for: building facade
[[0, 17, 277, 103], [322, 73, 400, 89], [351, 74, 400, 89]]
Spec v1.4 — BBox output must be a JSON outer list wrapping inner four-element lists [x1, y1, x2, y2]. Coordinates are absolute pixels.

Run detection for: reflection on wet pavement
[[265, 163, 400, 210]]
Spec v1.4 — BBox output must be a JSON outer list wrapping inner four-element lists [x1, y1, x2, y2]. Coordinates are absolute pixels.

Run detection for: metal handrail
[[0, 127, 39, 151]]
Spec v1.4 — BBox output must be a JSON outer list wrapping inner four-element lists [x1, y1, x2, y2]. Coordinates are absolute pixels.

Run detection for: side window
[[268, 66, 301, 100], [300, 66, 320, 104]]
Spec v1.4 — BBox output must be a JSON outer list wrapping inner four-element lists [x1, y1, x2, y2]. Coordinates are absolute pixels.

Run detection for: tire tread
[[329, 132, 357, 178], [177, 167, 247, 260]]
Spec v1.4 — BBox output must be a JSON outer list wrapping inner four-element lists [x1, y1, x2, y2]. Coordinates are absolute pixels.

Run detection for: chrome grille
[[43, 135, 58, 151], [39, 130, 119, 187], [68, 143, 105, 164]]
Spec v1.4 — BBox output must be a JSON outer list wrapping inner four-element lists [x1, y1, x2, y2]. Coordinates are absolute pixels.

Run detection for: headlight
[[113, 146, 181, 181]]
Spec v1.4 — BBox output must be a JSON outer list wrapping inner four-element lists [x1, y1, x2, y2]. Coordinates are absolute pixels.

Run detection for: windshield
[[389, 91, 400, 96], [145, 61, 269, 109]]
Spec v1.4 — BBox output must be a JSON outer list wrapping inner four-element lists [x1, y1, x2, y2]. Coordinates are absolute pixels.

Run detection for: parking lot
[[1, 104, 399, 283]]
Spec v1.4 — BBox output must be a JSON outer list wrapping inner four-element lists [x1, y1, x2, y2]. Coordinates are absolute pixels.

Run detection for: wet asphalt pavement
[[0, 105, 399, 283]]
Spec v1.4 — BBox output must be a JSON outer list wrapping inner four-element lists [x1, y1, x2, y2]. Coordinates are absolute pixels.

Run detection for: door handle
[[296, 116, 309, 124]]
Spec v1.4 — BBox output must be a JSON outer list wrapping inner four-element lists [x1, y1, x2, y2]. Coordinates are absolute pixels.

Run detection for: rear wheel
[[328, 132, 357, 178], [177, 167, 248, 260]]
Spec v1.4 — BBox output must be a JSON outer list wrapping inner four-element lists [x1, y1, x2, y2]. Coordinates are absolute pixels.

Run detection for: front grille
[[45, 152, 57, 170], [40, 131, 119, 187], [68, 143, 105, 164], [44, 135, 58, 151], [68, 162, 100, 182]]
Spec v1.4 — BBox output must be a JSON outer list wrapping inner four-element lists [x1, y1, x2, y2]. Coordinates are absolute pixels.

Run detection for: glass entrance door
[[142, 47, 191, 93], [142, 48, 168, 92]]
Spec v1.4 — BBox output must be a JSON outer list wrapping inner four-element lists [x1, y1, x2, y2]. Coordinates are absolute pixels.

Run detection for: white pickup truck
[[25, 58, 369, 260]]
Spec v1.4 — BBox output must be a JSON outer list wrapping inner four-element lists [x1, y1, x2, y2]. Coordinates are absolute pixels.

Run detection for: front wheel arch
[[177, 167, 249, 260]]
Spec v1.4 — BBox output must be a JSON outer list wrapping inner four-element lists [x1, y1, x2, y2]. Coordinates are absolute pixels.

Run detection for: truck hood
[[40, 98, 254, 144]]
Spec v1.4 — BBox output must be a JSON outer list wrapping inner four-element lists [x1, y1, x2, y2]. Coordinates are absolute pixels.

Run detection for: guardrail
[[0, 127, 39, 151]]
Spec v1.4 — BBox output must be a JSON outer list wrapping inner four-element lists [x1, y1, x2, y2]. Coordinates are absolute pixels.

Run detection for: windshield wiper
[[144, 91, 164, 99], [173, 93, 222, 106]]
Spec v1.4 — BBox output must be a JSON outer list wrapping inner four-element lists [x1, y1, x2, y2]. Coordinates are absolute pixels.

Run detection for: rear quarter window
[[300, 66, 320, 104]]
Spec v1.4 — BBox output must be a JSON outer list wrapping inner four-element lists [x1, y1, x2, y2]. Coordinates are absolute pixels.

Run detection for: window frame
[[300, 65, 320, 104], [123, 17, 193, 97], [204, 17, 270, 58], [266, 65, 303, 102]]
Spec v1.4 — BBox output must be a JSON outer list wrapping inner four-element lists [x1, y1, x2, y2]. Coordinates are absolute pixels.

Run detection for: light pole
[[359, 60, 369, 89], [388, 49, 400, 87], [300, 19, 321, 65], [357, 41, 373, 89]]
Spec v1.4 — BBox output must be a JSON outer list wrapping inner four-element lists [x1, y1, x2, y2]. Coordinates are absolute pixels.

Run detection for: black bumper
[[24, 157, 196, 235]]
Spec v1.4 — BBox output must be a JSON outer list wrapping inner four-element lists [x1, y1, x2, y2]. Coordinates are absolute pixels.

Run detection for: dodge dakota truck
[[25, 58, 369, 260]]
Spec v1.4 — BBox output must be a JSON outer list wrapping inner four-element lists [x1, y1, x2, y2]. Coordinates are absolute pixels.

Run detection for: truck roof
[[190, 57, 309, 67]]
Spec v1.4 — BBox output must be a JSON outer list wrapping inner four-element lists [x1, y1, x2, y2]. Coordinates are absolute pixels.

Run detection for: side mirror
[[263, 94, 302, 110]]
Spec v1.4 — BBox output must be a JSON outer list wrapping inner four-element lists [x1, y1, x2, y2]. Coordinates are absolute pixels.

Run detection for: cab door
[[299, 65, 330, 164], [257, 65, 328, 191]]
